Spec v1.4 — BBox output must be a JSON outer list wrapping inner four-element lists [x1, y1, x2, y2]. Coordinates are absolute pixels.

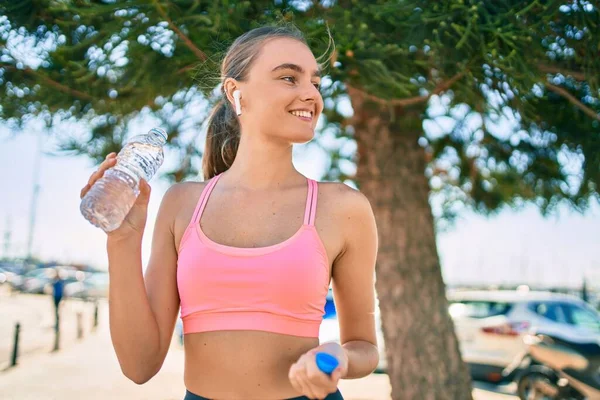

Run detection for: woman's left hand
[[288, 342, 349, 400]]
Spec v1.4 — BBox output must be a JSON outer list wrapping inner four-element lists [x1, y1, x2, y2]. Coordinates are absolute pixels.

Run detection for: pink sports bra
[[177, 173, 330, 338]]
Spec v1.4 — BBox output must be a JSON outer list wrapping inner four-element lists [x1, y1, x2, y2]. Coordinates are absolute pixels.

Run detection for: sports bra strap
[[309, 179, 318, 225], [192, 173, 317, 227], [192, 173, 222, 225], [304, 178, 319, 226]]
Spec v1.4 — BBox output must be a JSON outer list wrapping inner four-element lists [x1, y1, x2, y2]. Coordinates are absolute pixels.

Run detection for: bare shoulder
[[317, 181, 374, 220], [163, 179, 207, 196], [160, 180, 208, 209], [158, 180, 209, 248], [317, 181, 377, 260]]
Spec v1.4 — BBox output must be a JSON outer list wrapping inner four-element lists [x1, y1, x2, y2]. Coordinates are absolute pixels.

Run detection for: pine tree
[[2, 1, 599, 398]]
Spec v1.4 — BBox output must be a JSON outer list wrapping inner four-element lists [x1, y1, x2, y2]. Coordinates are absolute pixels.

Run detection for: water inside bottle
[[80, 170, 139, 232], [114, 141, 164, 182]]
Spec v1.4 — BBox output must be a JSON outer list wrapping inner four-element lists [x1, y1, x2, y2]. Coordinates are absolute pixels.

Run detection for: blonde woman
[[81, 24, 379, 400]]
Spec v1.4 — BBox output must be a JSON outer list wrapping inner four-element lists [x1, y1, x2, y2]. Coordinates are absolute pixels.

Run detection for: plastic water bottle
[[80, 127, 168, 232]]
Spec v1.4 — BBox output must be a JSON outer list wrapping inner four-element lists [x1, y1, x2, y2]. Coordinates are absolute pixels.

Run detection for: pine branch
[[176, 64, 197, 74], [538, 64, 587, 81], [346, 72, 466, 107], [155, 1, 207, 61], [546, 82, 600, 122], [3, 65, 95, 101]]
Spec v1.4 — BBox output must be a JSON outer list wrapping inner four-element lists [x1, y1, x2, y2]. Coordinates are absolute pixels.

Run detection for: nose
[[299, 81, 319, 105]]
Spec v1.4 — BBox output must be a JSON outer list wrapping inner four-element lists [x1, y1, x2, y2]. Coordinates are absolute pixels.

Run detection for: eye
[[282, 76, 321, 92]]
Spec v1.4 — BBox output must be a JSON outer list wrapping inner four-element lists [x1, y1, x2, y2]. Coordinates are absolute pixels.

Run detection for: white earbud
[[233, 90, 242, 116]]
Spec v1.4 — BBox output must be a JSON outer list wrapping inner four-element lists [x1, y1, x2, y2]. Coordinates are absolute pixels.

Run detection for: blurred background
[[1, 1, 600, 400]]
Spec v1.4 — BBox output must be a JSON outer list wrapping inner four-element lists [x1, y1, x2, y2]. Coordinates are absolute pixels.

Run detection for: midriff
[[183, 330, 319, 400]]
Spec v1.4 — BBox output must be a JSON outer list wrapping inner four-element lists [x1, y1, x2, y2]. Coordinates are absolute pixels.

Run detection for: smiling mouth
[[289, 112, 313, 122]]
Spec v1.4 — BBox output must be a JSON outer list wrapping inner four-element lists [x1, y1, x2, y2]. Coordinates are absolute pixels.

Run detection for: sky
[[1, 120, 600, 289]]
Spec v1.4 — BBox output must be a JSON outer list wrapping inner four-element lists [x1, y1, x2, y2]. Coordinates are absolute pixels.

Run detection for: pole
[[10, 322, 20, 367], [93, 300, 99, 330], [77, 312, 83, 339], [53, 301, 60, 352], [26, 133, 43, 261], [2, 215, 11, 260]]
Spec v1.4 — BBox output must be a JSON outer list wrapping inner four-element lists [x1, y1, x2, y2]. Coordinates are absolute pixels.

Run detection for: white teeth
[[290, 110, 312, 118]]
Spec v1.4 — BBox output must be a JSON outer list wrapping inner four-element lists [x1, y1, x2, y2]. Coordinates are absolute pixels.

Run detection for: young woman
[[80, 24, 379, 400]]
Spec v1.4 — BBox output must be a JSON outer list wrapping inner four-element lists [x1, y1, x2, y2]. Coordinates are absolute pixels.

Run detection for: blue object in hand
[[315, 352, 339, 375]]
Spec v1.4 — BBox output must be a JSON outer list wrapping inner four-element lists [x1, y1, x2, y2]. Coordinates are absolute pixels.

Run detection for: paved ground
[[0, 291, 517, 399], [0, 286, 97, 371]]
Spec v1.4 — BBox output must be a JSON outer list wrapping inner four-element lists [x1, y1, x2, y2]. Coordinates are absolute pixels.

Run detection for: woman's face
[[237, 37, 324, 144]]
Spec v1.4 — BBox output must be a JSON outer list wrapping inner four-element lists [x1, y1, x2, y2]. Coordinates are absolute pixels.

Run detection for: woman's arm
[[107, 184, 182, 384], [329, 185, 380, 379]]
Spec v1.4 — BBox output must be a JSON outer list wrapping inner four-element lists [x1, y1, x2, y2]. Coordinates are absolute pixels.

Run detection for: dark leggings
[[184, 389, 344, 400]]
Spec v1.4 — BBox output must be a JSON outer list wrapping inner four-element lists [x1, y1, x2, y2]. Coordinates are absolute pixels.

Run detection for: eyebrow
[[271, 63, 321, 78]]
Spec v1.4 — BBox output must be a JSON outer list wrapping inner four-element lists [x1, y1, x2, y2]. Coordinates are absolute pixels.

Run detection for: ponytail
[[202, 97, 240, 180]]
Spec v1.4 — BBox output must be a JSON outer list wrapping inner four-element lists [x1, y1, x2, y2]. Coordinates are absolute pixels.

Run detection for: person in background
[[51, 267, 66, 351], [52, 267, 65, 305]]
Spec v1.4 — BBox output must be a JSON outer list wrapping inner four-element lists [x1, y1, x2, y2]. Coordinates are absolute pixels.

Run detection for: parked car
[[64, 271, 108, 300], [0, 267, 17, 285], [39, 267, 86, 295], [10, 266, 85, 295], [0, 261, 27, 276], [10, 267, 55, 292], [447, 289, 600, 382]]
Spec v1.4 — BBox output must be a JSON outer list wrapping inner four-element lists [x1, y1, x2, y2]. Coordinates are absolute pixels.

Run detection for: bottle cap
[[149, 127, 168, 142], [315, 352, 339, 375]]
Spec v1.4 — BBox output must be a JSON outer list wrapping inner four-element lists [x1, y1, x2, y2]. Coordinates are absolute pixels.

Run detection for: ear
[[223, 78, 240, 107]]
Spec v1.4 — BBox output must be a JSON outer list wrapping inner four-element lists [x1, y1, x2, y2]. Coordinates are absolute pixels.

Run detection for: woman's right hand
[[80, 152, 152, 241]]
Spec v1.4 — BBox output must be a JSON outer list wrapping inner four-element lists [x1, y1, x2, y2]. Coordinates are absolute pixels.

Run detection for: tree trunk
[[347, 87, 473, 400]]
